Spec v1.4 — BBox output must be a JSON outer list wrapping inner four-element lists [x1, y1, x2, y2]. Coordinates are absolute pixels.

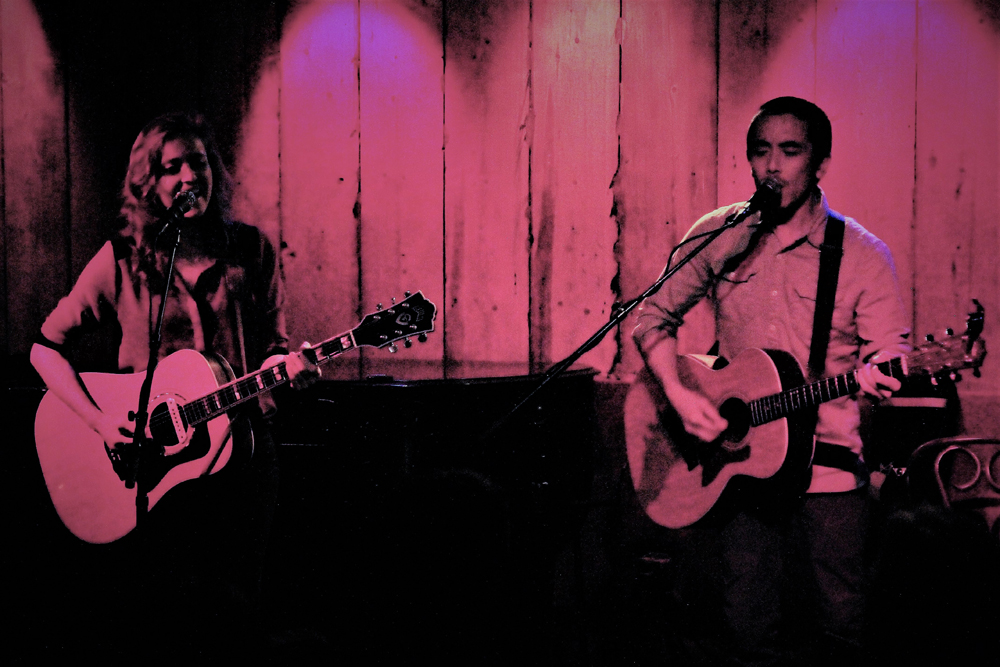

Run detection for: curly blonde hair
[[120, 112, 233, 249]]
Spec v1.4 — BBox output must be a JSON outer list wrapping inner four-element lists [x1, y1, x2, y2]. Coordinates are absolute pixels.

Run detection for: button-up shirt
[[41, 222, 289, 413], [633, 192, 910, 492]]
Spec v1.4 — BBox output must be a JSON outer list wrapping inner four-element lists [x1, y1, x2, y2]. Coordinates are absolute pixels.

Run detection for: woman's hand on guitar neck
[[262, 341, 322, 390]]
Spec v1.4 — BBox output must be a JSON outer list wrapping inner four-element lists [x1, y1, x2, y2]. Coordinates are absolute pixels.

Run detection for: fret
[[142, 294, 437, 445], [261, 369, 275, 388]]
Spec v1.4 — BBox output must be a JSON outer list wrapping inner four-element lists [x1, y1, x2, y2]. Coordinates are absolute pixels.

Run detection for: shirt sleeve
[[237, 225, 289, 419], [849, 227, 911, 363], [40, 241, 119, 347], [255, 228, 290, 359], [632, 204, 758, 356]]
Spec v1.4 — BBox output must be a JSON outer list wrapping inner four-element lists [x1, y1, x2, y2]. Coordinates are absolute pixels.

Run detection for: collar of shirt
[[748, 188, 832, 253]]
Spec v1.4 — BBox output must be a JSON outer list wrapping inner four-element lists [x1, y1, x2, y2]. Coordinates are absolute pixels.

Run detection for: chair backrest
[[907, 437, 1000, 541]]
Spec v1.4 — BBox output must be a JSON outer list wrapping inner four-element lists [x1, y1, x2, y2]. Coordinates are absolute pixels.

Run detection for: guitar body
[[34, 349, 252, 544], [32, 291, 439, 544], [625, 348, 816, 528]]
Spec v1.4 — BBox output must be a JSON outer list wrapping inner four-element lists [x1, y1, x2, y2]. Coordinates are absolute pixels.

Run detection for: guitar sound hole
[[718, 398, 751, 446], [149, 402, 181, 447]]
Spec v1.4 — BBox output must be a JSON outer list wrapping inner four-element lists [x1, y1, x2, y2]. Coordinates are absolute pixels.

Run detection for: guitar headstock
[[354, 291, 437, 351], [907, 300, 987, 381]]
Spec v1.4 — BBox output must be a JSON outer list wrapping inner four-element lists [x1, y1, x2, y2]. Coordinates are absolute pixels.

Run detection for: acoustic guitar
[[625, 303, 986, 529], [35, 291, 437, 543]]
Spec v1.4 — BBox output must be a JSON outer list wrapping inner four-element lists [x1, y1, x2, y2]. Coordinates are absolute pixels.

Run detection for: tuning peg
[[376, 303, 383, 311], [930, 376, 939, 386], [404, 338, 412, 348], [925, 334, 935, 342], [418, 333, 428, 343], [388, 343, 398, 353], [945, 328, 954, 336], [404, 291, 411, 297], [391, 297, 397, 304], [950, 371, 962, 382]]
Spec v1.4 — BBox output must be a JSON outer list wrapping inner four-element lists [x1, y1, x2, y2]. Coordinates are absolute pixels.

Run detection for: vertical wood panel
[[915, 0, 1000, 428], [814, 0, 916, 323], [443, 2, 531, 363], [618, 0, 719, 365], [2, 0, 999, 427], [718, 0, 818, 206], [1, 0, 67, 355], [279, 1, 363, 358], [65, 113, 104, 286], [359, 0, 445, 362], [233, 53, 282, 252], [531, 0, 619, 372]]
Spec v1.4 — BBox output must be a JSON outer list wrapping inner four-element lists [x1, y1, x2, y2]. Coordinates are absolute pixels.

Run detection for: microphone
[[168, 191, 197, 222], [727, 180, 781, 225]]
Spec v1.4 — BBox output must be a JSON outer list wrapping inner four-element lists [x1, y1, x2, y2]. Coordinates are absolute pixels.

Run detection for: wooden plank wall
[[3, 0, 999, 431]]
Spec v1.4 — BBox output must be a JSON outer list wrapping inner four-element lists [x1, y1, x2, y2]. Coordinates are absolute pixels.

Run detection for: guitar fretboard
[[143, 291, 436, 437], [749, 357, 906, 427], [179, 331, 356, 427]]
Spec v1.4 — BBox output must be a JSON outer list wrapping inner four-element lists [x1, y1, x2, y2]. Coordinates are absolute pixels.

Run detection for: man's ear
[[814, 156, 830, 183]]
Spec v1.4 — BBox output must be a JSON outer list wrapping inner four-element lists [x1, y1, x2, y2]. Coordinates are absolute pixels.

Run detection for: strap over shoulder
[[808, 213, 845, 379]]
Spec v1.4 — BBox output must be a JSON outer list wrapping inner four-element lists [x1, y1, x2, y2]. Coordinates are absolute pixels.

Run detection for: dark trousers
[[668, 488, 870, 667], [129, 416, 280, 660]]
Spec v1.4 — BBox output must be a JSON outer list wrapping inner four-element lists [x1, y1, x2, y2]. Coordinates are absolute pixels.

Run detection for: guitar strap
[[807, 213, 866, 479], [808, 212, 845, 380]]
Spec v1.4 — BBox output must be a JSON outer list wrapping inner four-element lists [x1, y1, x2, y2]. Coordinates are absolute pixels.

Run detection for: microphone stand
[[486, 207, 759, 437], [128, 220, 185, 532]]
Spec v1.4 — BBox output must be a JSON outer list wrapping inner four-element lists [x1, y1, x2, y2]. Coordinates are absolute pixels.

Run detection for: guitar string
[[142, 300, 434, 437], [145, 337, 345, 434], [748, 357, 910, 428]]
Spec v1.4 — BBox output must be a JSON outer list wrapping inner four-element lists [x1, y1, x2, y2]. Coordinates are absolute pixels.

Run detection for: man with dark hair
[[747, 96, 833, 168], [633, 97, 909, 664]]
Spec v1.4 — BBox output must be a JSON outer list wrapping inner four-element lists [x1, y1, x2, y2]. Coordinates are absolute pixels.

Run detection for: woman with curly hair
[[31, 111, 318, 658]]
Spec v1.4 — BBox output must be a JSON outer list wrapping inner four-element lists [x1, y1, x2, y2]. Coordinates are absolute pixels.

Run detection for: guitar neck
[[182, 329, 358, 427], [749, 357, 906, 427]]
